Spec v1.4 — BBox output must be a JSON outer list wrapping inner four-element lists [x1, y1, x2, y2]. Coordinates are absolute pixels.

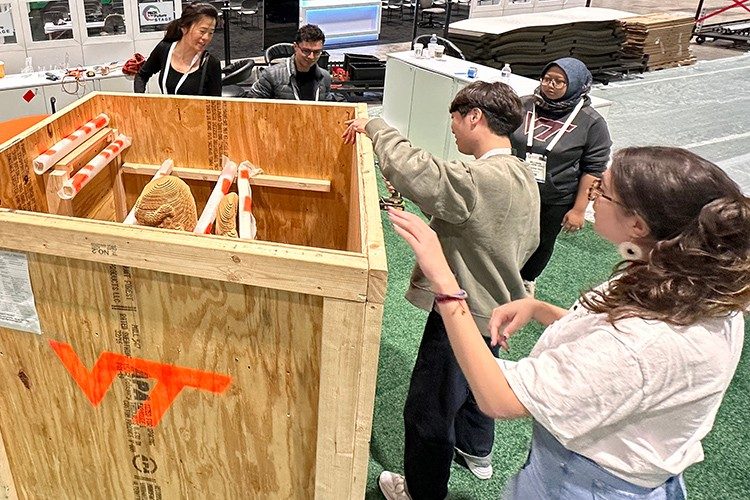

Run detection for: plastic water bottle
[[428, 33, 439, 58], [500, 63, 512, 84], [21, 57, 34, 76]]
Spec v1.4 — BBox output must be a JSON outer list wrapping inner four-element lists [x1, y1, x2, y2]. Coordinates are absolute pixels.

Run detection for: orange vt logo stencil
[[49, 340, 232, 427]]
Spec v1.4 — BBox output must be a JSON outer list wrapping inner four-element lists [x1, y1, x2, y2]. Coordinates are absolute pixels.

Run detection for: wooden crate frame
[[0, 92, 386, 499]]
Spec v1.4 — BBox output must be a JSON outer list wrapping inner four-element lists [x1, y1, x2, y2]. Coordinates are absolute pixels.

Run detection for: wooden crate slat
[[0, 209, 370, 302], [121, 162, 332, 193]]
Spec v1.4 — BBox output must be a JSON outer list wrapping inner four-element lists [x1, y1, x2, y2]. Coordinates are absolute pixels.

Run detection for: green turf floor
[[364, 190, 750, 499]]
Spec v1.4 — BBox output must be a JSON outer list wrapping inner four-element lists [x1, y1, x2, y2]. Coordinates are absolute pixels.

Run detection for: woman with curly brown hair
[[385, 146, 749, 499]]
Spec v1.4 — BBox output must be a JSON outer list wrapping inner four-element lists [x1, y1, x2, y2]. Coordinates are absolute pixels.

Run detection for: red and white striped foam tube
[[237, 161, 258, 240], [194, 156, 238, 234], [122, 158, 174, 224], [58, 134, 131, 200], [33, 113, 110, 174]]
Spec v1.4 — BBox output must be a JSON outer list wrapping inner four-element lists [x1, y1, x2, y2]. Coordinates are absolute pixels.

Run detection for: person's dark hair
[[581, 146, 750, 325], [164, 2, 218, 43], [295, 24, 325, 44], [449, 81, 523, 137]]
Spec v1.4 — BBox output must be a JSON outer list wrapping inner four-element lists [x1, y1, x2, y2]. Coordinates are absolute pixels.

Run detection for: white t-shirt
[[499, 298, 744, 488]]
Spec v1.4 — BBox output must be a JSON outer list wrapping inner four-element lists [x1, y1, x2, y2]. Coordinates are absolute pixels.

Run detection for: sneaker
[[455, 448, 493, 480], [379, 471, 412, 500], [523, 279, 536, 298]]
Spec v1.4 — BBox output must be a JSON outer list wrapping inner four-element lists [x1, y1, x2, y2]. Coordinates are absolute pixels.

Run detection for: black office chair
[[238, 0, 260, 28], [402, 0, 415, 20], [413, 34, 465, 60], [221, 59, 255, 97], [264, 43, 295, 65], [418, 0, 445, 28], [385, 0, 404, 22], [101, 13, 126, 35]]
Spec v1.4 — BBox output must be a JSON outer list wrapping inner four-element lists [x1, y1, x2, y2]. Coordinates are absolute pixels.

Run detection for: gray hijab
[[534, 57, 593, 112]]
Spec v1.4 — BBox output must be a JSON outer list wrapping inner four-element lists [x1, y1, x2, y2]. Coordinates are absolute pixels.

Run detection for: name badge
[[525, 153, 547, 183]]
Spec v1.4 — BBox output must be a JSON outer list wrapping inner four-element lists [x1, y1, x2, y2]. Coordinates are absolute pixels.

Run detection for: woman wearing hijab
[[134, 3, 222, 97], [510, 57, 612, 295]]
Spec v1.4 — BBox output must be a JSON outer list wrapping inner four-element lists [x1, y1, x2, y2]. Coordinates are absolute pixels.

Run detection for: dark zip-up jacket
[[244, 57, 331, 101]]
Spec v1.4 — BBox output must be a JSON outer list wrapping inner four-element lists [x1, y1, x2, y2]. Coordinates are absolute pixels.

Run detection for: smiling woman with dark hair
[[386, 145, 750, 499], [134, 2, 222, 96]]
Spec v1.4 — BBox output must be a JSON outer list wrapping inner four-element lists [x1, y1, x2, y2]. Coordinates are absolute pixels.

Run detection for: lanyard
[[526, 98, 585, 154], [162, 42, 202, 95]]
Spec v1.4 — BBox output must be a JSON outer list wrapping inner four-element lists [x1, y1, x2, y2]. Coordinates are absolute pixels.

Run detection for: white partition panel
[[26, 44, 84, 70], [42, 82, 84, 111], [381, 57, 417, 136], [409, 69, 455, 156], [83, 40, 136, 67], [0, 86, 46, 120], [0, 49, 27, 73], [97, 73, 134, 92]]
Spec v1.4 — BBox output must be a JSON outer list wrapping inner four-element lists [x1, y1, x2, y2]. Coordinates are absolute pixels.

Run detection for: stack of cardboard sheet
[[620, 13, 696, 70], [448, 7, 646, 78]]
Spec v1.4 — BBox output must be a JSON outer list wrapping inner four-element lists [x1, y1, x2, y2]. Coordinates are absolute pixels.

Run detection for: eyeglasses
[[296, 45, 323, 57], [540, 76, 567, 89], [588, 178, 627, 208]]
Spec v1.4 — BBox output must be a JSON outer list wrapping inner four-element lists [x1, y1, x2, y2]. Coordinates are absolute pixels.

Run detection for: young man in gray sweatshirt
[[343, 81, 540, 500]]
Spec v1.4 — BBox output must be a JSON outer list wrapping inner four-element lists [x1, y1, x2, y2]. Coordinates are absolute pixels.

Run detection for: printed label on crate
[[0, 250, 41, 334]]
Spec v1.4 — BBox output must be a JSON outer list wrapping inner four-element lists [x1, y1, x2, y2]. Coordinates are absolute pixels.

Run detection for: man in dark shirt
[[244, 24, 332, 101]]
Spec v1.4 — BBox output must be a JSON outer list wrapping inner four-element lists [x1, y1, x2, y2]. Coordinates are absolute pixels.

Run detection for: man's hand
[[561, 208, 585, 232], [342, 118, 370, 144]]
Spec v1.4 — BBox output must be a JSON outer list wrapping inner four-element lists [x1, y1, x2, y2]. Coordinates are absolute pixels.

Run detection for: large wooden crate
[[0, 93, 386, 499]]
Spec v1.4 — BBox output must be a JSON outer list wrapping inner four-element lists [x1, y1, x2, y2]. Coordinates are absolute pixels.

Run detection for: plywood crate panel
[[0, 92, 386, 499]]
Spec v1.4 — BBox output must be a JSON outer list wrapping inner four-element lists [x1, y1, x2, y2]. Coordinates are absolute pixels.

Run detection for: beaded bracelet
[[434, 289, 468, 303]]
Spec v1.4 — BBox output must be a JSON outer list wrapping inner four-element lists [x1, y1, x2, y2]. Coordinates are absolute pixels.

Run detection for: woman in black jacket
[[510, 57, 612, 295], [134, 3, 222, 96]]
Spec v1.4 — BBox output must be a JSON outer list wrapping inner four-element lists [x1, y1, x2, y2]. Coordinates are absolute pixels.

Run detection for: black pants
[[403, 310, 500, 499], [521, 202, 573, 282]]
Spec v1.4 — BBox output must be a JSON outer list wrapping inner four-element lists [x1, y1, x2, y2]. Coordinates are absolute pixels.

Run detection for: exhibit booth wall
[[0, 0, 180, 74]]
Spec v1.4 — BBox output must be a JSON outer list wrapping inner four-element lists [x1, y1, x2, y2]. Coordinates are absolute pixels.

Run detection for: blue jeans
[[504, 422, 687, 499]]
